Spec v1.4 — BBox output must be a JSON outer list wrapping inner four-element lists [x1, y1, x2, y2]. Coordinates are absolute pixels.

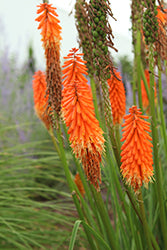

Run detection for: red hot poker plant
[[107, 70, 126, 125], [32, 70, 51, 130], [35, 3, 62, 116], [120, 106, 154, 192], [62, 48, 105, 191]]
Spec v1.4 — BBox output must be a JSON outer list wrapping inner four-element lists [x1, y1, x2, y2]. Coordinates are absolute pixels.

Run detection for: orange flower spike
[[120, 106, 154, 192], [74, 173, 85, 197], [141, 69, 157, 112], [107, 70, 126, 124], [36, 3, 62, 116], [62, 48, 105, 191], [32, 70, 51, 130], [36, 3, 62, 47]]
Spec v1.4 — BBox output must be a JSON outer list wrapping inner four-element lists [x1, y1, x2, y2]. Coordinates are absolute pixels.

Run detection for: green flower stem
[[90, 77, 101, 124], [132, 57, 137, 106], [135, 30, 143, 112], [91, 186, 118, 250], [62, 121, 100, 218], [104, 136, 143, 248], [56, 125, 97, 250], [137, 191, 153, 250], [157, 59, 167, 156], [73, 158, 105, 235], [149, 50, 167, 248], [62, 122, 106, 240], [48, 128, 61, 158], [115, 123, 121, 151]]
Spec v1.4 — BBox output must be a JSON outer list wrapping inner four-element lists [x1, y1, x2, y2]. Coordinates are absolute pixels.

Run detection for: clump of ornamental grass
[[62, 48, 105, 191], [35, 3, 62, 120]]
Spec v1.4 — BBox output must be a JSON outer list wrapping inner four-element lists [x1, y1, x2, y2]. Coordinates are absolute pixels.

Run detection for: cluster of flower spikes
[[107, 70, 126, 125], [75, 0, 94, 76], [120, 106, 154, 193], [62, 48, 105, 191], [32, 70, 51, 130], [35, 3, 62, 119], [141, 69, 157, 112], [88, 0, 117, 81]]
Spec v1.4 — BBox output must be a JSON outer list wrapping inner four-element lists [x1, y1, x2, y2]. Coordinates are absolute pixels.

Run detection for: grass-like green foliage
[[0, 51, 87, 249]]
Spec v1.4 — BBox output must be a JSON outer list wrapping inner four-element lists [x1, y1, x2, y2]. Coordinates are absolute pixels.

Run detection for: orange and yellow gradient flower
[[107, 70, 126, 124], [32, 70, 51, 130], [62, 48, 105, 191], [120, 106, 154, 192], [35, 3, 62, 115]]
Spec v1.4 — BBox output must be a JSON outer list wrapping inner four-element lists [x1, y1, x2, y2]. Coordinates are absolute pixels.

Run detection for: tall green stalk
[[135, 30, 143, 112], [91, 186, 118, 250], [149, 49, 167, 249], [56, 125, 97, 250], [90, 77, 101, 123], [157, 59, 167, 156], [138, 191, 153, 250]]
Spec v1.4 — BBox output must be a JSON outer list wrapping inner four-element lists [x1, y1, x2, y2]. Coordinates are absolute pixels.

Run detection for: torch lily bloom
[[35, 3, 62, 115], [120, 106, 154, 192], [62, 48, 105, 191], [107, 70, 126, 124], [32, 70, 51, 130]]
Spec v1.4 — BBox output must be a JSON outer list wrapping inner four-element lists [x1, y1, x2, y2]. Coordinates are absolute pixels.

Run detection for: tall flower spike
[[32, 70, 51, 130], [88, 0, 118, 80], [141, 69, 157, 113], [120, 106, 154, 192], [75, 0, 94, 76], [107, 70, 126, 124], [155, 6, 167, 62], [35, 3, 62, 117], [62, 48, 105, 191]]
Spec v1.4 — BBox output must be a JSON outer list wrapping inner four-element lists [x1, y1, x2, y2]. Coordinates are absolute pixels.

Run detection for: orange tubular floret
[[62, 48, 105, 191], [107, 70, 126, 124], [32, 71, 51, 130], [120, 106, 154, 192]]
